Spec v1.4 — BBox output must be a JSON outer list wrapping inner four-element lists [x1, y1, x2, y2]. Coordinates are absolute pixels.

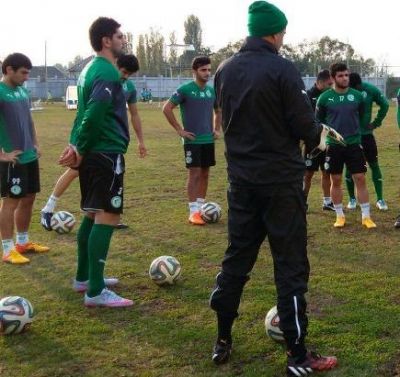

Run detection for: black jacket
[[214, 37, 322, 186], [306, 84, 323, 111]]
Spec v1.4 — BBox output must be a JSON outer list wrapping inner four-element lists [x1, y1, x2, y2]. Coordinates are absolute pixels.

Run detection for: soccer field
[[0, 103, 399, 377]]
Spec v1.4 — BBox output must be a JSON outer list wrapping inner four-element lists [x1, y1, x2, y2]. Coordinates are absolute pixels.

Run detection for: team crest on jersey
[[347, 94, 355, 101], [111, 196, 122, 208], [305, 159, 312, 167], [200, 92, 205, 98], [206, 89, 212, 98], [362, 91, 367, 99], [11, 185, 22, 195], [324, 162, 330, 170]]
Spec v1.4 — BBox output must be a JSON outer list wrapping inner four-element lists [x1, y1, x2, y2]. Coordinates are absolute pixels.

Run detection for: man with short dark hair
[[317, 63, 376, 228], [163, 56, 221, 225], [344, 72, 389, 211], [304, 69, 334, 211], [209, 2, 337, 376], [41, 54, 146, 231], [59, 17, 133, 307], [0, 53, 49, 264]]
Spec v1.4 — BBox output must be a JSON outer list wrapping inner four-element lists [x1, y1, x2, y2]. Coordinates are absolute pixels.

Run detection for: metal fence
[[25, 75, 387, 100]]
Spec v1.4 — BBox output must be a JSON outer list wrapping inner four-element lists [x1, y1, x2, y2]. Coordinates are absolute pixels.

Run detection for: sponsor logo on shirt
[[105, 87, 112, 96]]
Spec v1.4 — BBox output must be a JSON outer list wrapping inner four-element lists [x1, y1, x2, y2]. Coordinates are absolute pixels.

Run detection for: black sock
[[217, 313, 235, 344]]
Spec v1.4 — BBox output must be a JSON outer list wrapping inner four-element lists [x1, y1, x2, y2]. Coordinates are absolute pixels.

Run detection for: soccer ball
[[51, 211, 76, 234], [200, 202, 222, 223], [0, 296, 34, 335], [265, 305, 284, 343], [149, 256, 181, 286]]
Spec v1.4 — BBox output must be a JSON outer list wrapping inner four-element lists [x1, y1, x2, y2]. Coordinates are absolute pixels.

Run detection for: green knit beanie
[[248, 1, 288, 37]]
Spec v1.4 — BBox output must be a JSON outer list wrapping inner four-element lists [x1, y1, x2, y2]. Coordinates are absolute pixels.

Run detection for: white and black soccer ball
[[265, 305, 284, 343], [200, 202, 222, 223], [0, 296, 34, 335], [149, 256, 181, 286], [51, 211, 76, 234]]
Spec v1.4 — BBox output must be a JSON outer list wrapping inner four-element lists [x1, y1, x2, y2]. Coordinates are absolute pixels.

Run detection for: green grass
[[1, 102, 400, 377]]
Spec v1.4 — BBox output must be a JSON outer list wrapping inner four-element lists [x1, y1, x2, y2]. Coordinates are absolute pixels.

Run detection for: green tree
[[184, 15, 202, 52], [136, 34, 147, 73]]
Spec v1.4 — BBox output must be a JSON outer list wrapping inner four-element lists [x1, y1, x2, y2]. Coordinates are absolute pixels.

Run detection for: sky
[[0, 0, 399, 73]]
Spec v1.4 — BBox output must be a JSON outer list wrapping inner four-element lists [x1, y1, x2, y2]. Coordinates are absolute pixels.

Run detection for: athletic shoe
[[73, 278, 119, 292], [84, 288, 133, 308], [394, 216, 400, 229], [286, 351, 337, 376], [362, 217, 377, 229], [212, 339, 232, 365], [334, 216, 345, 228], [322, 201, 335, 211], [2, 250, 30, 264], [188, 212, 206, 225], [347, 198, 357, 210], [16, 242, 50, 254], [376, 200, 388, 211], [115, 223, 129, 229], [40, 211, 53, 231]]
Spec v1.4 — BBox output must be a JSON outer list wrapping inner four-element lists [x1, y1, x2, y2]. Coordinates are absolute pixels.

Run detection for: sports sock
[[76, 216, 94, 282], [2, 239, 15, 256], [333, 204, 344, 217], [344, 168, 355, 200], [197, 197, 205, 209], [16, 232, 29, 245], [360, 202, 370, 219], [188, 202, 198, 215], [42, 194, 58, 213], [323, 197, 332, 205], [217, 313, 235, 343], [86, 224, 114, 297], [370, 162, 383, 201]]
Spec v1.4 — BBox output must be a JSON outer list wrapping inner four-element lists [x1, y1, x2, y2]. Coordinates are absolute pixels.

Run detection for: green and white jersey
[[358, 82, 389, 135], [397, 88, 400, 129], [122, 79, 137, 104], [0, 82, 37, 164], [316, 88, 364, 145], [72, 56, 129, 155], [169, 81, 217, 144]]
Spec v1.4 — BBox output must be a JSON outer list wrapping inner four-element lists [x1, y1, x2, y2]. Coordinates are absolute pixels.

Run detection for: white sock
[[2, 239, 15, 256], [333, 204, 344, 217], [323, 197, 332, 205], [197, 198, 205, 210], [189, 202, 198, 215], [16, 232, 29, 245], [42, 194, 58, 213], [360, 202, 370, 219]]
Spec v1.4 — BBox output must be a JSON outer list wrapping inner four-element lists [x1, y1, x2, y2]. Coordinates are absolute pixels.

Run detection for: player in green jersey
[[345, 73, 389, 211], [0, 53, 50, 264], [59, 17, 133, 307], [396, 88, 400, 228], [41, 54, 146, 231], [316, 63, 376, 229], [163, 56, 221, 225]]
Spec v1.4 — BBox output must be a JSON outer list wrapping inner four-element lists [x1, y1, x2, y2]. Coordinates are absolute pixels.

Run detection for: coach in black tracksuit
[[209, 2, 337, 375]]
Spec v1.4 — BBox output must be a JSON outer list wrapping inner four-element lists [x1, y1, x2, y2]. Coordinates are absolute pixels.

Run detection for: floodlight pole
[[44, 40, 48, 100]]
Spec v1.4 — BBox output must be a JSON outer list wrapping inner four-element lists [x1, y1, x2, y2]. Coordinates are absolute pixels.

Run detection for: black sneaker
[[115, 223, 129, 229], [212, 339, 232, 365], [395, 216, 400, 229], [287, 351, 337, 376], [40, 211, 53, 231], [322, 201, 335, 211]]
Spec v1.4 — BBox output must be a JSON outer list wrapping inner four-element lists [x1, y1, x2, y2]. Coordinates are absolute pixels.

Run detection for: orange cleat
[[333, 216, 345, 228], [2, 250, 30, 264], [16, 242, 50, 254], [188, 211, 206, 225], [362, 217, 376, 229]]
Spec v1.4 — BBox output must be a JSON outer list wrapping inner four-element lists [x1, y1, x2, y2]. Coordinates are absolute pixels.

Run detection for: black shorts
[[79, 152, 124, 214], [183, 143, 215, 168], [304, 145, 326, 171], [0, 160, 40, 199], [325, 144, 367, 175], [361, 134, 378, 165]]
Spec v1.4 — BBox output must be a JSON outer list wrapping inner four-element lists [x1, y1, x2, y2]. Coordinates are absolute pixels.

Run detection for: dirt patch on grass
[[307, 292, 347, 318]]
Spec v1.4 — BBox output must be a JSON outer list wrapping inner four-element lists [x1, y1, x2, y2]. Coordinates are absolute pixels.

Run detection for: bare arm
[[31, 119, 41, 158], [213, 108, 222, 139], [0, 149, 22, 163], [162, 101, 195, 140], [128, 103, 147, 158]]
